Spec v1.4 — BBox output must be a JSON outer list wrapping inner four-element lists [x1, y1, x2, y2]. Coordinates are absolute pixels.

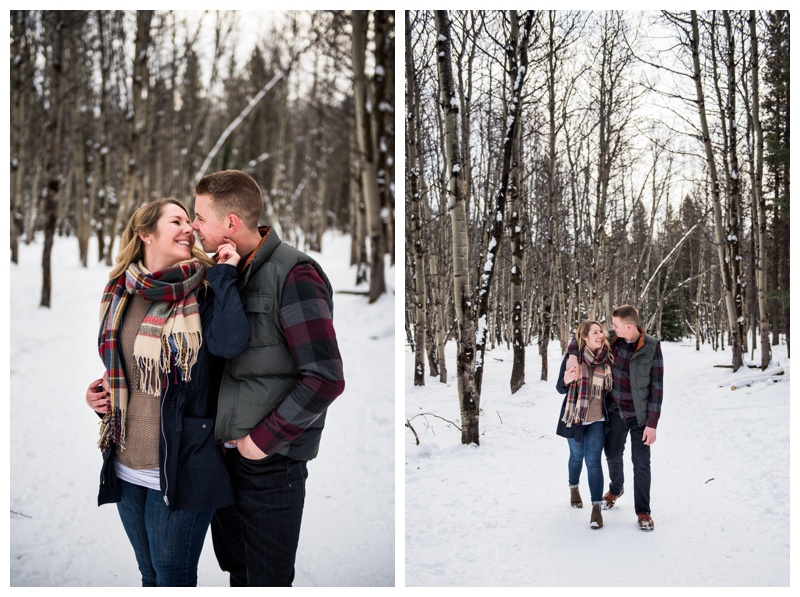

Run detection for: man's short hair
[[194, 170, 264, 230], [613, 304, 640, 325]]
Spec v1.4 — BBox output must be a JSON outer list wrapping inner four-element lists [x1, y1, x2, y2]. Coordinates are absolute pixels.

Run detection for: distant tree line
[[405, 10, 789, 445], [10, 10, 394, 306]]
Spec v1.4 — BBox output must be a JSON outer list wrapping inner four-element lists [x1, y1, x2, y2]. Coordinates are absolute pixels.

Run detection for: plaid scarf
[[97, 259, 205, 451], [562, 344, 612, 428]]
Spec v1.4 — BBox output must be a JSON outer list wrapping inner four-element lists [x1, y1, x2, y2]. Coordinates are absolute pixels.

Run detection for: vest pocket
[[241, 293, 278, 347]]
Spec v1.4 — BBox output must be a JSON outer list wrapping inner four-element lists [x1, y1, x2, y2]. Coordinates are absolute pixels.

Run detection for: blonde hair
[[576, 320, 612, 359], [108, 198, 214, 280]]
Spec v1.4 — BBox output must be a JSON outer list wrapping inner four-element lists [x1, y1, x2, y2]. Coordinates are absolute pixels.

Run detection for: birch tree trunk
[[406, 11, 427, 386], [749, 10, 771, 369], [435, 10, 480, 445], [474, 10, 535, 396], [689, 10, 743, 371], [106, 10, 153, 266], [509, 112, 525, 393], [721, 11, 746, 365], [41, 10, 67, 308], [352, 10, 387, 303]]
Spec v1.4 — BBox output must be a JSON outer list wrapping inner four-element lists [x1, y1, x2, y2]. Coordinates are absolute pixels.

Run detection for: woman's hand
[[86, 373, 110, 414], [216, 237, 241, 268], [563, 365, 579, 385]]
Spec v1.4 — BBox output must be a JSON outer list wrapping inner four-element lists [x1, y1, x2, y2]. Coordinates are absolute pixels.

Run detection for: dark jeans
[[211, 450, 308, 587], [116, 479, 214, 587], [567, 420, 605, 504], [605, 410, 651, 514]]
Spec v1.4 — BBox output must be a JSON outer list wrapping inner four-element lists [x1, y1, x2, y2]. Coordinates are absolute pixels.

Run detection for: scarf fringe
[[97, 259, 205, 451]]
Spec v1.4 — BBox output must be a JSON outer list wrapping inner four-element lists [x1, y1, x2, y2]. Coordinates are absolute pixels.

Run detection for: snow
[[9, 232, 394, 587], [405, 336, 790, 586]]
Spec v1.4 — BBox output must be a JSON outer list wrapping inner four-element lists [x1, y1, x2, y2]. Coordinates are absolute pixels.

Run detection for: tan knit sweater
[[583, 385, 605, 424], [116, 294, 160, 469]]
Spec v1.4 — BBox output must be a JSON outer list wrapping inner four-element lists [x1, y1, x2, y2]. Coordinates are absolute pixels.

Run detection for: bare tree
[[435, 10, 480, 445], [352, 10, 387, 303]]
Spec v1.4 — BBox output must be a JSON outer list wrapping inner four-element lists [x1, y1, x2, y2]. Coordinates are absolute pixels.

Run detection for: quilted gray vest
[[214, 229, 332, 461]]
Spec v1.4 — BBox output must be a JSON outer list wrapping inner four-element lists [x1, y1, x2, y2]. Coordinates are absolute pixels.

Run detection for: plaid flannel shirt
[[248, 263, 345, 454]]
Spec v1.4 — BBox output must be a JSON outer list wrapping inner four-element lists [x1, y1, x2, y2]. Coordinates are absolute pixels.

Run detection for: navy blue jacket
[[554, 354, 610, 442], [98, 264, 249, 511]]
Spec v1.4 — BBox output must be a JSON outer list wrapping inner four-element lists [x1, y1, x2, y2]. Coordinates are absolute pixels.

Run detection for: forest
[[405, 10, 790, 445], [10, 10, 395, 306]]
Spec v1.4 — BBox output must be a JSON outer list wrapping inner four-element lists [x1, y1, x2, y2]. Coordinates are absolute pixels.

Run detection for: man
[[191, 169, 345, 585], [567, 304, 663, 531]]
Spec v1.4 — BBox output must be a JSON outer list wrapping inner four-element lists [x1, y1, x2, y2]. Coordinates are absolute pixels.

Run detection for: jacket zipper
[[161, 379, 169, 506]]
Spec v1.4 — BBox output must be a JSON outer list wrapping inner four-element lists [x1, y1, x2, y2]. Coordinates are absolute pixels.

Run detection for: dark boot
[[570, 485, 583, 509], [590, 504, 603, 529]]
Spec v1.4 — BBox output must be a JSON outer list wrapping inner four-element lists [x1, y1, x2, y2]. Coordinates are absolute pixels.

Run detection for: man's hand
[[228, 434, 268, 460], [563, 366, 579, 385], [643, 426, 657, 446]]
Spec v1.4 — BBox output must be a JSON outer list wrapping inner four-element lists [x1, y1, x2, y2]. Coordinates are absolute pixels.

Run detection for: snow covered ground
[[405, 334, 791, 586], [9, 232, 395, 587]]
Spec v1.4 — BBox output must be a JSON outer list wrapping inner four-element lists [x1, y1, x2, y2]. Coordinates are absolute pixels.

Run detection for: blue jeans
[[211, 451, 308, 587], [567, 421, 606, 504], [605, 410, 651, 514], [115, 480, 214, 586]]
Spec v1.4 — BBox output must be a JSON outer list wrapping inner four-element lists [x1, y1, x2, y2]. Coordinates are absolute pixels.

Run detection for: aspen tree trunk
[[352, 10, 387, 303], [538, 10, 559, 383], [421, 171, 447, 383], [406, 11, 426, 386], [435, 10, 480, 445], [106, 10, 153, 265], [509, 114, 525, 393], [95, 10, 112, 263], [373, 10, 395, 265], [690, 10, 743, 371], [71, 28, 92, 268], [749, 10, 771, 369], [722, 11, 746, 366], [10, 12, 28, 265], [41, 11, 67, 308], [474, 10, 535, 396]]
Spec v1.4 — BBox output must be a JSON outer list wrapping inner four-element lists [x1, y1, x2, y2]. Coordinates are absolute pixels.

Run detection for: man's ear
[[226, 213, 240, 233]]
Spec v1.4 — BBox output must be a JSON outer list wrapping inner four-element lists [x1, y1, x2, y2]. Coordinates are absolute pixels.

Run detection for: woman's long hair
[[575, 319, 613, 360], [108, 198, 214, 280]]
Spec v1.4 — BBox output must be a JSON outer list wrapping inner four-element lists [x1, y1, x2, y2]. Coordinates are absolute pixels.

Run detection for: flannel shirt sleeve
[[566, 335, 579, 357], [647, 341, 664, 429], [248, 264, 345, 455]]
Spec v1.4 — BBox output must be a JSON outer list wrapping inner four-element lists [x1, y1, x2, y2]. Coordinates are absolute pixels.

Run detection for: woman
[[556, 320, 613, 529], [84, 198, 248, 586]]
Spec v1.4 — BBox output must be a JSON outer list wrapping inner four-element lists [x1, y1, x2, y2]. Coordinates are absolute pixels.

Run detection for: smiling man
[[191, 169, 345, 586]]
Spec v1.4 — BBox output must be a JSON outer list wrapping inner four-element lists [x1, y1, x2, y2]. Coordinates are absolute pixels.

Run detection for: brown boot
[[570, 486, 583, 508], [602, 488, 624, 510], [590, 504, 603, 529], [637, 513, 654, 531]]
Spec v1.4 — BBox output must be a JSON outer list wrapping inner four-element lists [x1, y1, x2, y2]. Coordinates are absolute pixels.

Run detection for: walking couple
[[556, 305, 663, 531]]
